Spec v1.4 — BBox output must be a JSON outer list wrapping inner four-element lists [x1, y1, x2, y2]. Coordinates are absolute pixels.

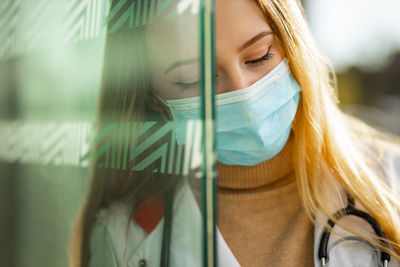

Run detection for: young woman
[[69, 0, 400, 266]]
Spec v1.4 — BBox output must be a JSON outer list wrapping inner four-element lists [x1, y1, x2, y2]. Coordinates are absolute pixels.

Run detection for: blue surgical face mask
[[164, 59, 302, 166]]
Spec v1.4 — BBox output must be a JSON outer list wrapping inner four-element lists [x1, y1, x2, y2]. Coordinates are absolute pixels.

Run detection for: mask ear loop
[[146, 90, 173, 121]]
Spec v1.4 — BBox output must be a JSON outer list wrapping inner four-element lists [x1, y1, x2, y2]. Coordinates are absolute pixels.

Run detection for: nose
[[216, 65, 256, 94]]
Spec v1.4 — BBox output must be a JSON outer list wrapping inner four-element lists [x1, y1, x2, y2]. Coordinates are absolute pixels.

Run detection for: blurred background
[[304, 0, 400, 135]]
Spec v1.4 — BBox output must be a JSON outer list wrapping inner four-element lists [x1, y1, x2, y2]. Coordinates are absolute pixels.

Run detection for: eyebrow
[[164, 58, 198, 75], [164, 31, 273, 75], [238, 31, 273, 52]]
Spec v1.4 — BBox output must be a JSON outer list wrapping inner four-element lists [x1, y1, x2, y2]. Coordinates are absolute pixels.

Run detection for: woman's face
[[145, 0, 285, 100]]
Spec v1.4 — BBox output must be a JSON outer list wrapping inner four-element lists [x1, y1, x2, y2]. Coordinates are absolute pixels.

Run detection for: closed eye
[[174, 81, 199, 91], [246, 45, 273, 65]]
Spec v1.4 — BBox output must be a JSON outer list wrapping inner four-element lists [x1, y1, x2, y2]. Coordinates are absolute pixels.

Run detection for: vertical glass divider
[[200, 0, 217, 266]]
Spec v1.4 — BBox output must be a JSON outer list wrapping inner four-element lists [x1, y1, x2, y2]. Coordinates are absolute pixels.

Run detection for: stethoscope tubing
[[160, 184, 176, 267], [318, 194, 390, 267], [160, 188, 391, 267]]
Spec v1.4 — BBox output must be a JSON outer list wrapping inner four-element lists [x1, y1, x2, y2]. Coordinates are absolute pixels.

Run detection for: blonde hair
[[256, 0, 400, 260]]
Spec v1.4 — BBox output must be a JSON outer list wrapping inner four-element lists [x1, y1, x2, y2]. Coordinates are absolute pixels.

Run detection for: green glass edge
[[200, 0, 217, 266]]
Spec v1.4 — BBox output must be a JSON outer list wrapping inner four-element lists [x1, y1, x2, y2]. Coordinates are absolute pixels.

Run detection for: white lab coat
[[89, 139, 400, 267]]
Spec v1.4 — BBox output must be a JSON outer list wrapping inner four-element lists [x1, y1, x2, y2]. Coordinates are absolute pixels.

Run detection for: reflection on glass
[[73, 1, 206, 267], [0, 0, 209, 267]]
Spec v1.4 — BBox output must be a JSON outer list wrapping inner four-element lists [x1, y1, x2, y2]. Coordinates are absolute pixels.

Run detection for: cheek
[[150, 78, 175, 100]]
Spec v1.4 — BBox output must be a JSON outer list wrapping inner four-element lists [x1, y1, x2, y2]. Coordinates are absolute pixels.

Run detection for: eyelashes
[[174, 81, 199, 91], [175, 45, 274, 91], [246, 45, 273, 65]]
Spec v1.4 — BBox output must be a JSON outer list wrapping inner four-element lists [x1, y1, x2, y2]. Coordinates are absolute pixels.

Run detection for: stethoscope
[[318, 193, 391, 267], [159, 186, 391, 267], [160, 182, 176, 267]]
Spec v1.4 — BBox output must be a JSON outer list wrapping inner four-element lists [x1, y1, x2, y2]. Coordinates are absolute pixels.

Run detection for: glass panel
[[0, 0, 216, 266]]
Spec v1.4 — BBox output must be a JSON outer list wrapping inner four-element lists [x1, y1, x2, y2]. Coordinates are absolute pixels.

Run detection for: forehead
[[215, 0, 272, 45], [143, 0, 272, 73], [144, 10, 199, 73], [144, 0, 271, 50]]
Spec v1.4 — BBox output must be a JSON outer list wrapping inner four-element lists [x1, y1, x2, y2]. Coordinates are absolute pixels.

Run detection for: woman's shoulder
[[95, 201, 133, 230], [89, 201, 148, 267], [89, 210, 119, 267], [359, 132, 400, 190], [364, 132, 400, 162], [345, 113, 400, 157]]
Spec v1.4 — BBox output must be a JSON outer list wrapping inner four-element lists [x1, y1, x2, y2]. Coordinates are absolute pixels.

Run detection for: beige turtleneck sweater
[[216, 134, 315, 266]]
